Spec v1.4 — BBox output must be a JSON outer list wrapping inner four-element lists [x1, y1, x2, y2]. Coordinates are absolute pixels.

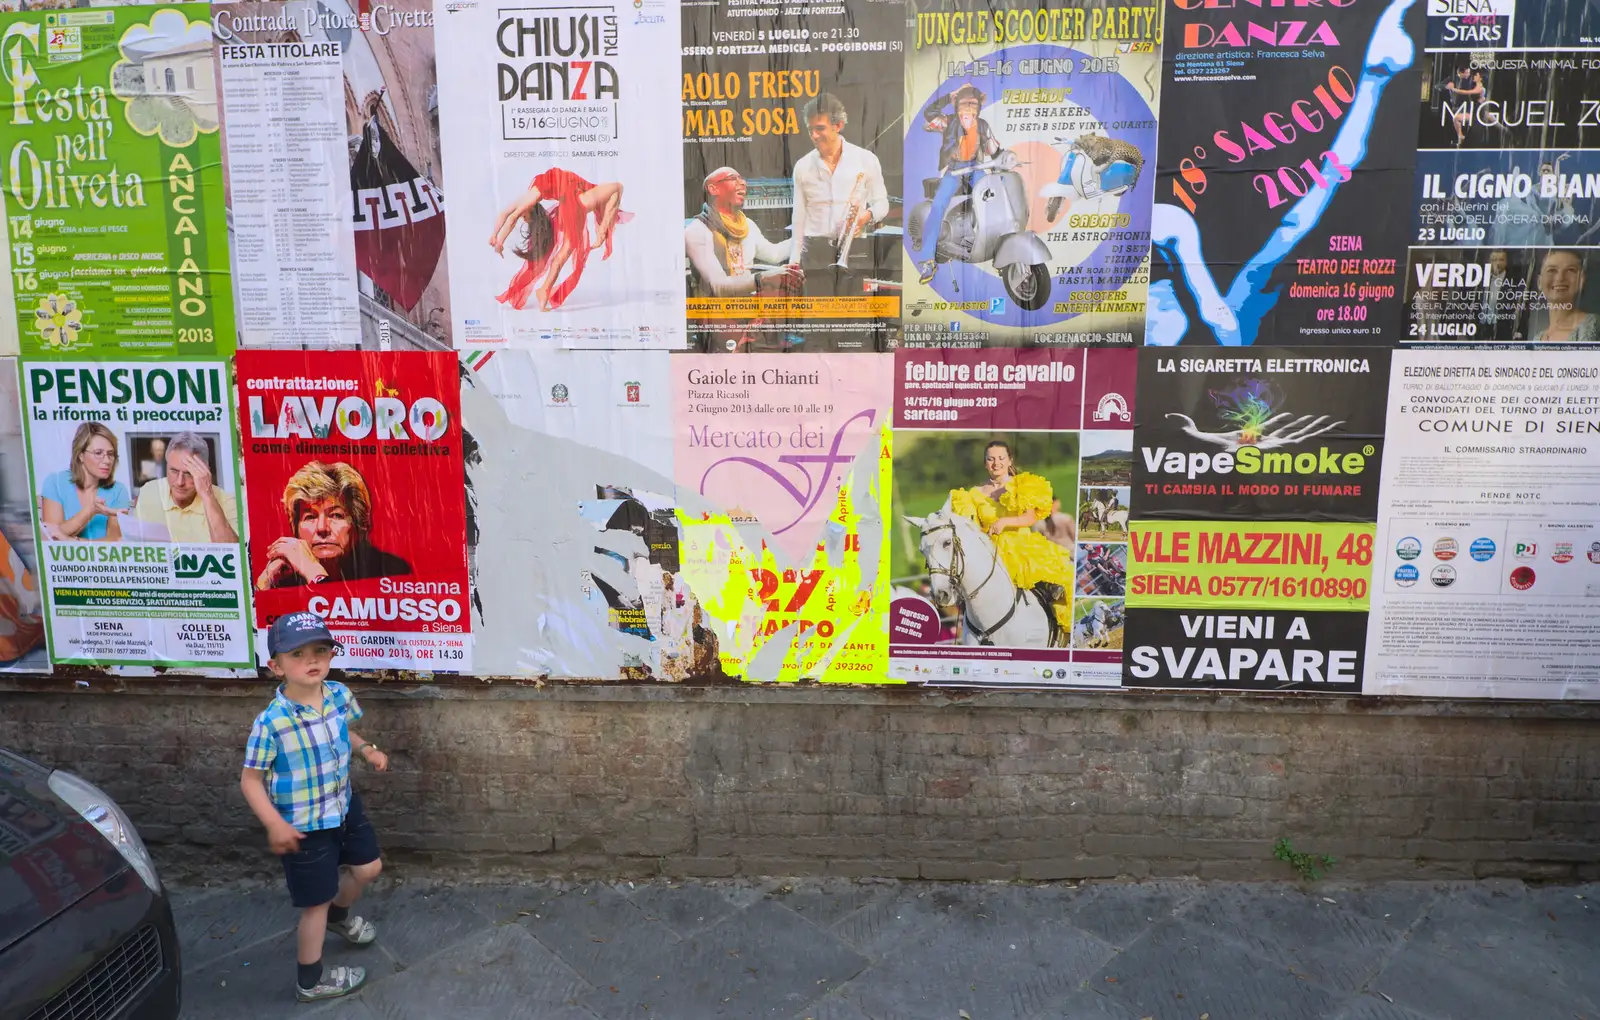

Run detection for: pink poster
[[672, 353, 895, 683], [675, 354, 893, 566]]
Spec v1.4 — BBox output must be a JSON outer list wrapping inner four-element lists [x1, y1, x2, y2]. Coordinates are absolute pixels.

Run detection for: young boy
[[241, 611, 391, 1002]]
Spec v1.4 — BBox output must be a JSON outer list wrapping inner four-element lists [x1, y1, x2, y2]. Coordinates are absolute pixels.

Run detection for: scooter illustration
[[906, 149, 1053, 311], [1041, 134, 1145, 223]]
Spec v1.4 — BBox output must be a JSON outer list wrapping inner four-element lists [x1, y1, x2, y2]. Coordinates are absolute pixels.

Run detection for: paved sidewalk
[[173, 877, 1599, 1020]]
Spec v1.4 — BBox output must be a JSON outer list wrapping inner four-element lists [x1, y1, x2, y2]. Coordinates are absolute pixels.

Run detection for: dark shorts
[[280, 790, 381, 908]]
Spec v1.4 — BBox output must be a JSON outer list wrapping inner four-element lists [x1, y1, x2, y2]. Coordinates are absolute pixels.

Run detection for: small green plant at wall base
[[1274, 838, 1337, 881]]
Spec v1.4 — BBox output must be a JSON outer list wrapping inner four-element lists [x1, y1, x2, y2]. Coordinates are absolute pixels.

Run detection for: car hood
[[0, 750, 127, 953]]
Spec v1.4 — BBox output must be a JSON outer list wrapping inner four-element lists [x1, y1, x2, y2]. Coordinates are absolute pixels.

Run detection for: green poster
[[0, 5, 234, 358]]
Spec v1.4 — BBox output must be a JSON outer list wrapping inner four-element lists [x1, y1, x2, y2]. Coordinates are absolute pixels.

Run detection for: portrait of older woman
[[255, 461, 411, 590], [39, 422, 131, 542]]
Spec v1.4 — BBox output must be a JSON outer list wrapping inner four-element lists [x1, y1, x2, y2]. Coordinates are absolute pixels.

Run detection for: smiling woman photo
[[1535, 249, 1600, 343], [255, 461, 412, 590], [40, 422, 130, 542]]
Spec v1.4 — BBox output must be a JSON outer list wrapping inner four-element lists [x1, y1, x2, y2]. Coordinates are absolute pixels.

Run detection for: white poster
[[461, 348, 694, 678], [214, 0, 455, 352], [434, 0, 685, 350], [1366, 350, 1600, 699], [217, 35, 362, 347]]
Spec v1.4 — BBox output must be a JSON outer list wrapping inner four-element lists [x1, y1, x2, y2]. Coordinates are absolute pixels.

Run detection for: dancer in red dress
[[489, 169, 629, 312]]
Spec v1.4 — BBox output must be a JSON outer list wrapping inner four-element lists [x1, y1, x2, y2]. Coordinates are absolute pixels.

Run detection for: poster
[[900, 0, 1161, 349], [461, 349, 713, 677], [1406, 8, 1600, 345], [1124, 348, 1386, 690], [21, 361, 251, 666], [1133, 348, 1390, 521], [888, 347, 1135, 686], [436, 0, 685, 350], [681, 0, 902, 353], [0, 5, 236, 359], [1365, 349, 1600, 699], [0, 360, 47, 672], [672, 353, 892, 681], [213, 0, 451, 351], [236, 350, 469, 671], [1147, 0, 1421, 346]]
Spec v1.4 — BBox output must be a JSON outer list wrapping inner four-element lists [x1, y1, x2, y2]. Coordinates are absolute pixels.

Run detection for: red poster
[[236, 352, 469, 672]]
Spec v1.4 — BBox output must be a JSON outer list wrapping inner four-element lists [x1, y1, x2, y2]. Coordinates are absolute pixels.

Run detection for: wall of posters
[[887, 347, 1134, 685], [0, 5, 236, 360], [671, 354, 892, 681], [1148, 0, 1421, 347], [680, 0, 902, 354], [237, 350, 469, 670], [21, 361, 251, 666], [1125, 348, 1387, 690], [213, 0, 451, 352], [1366, 349, 1600, 699], [0, 0, 1593, 701], [436, 0, 684, 350], [901, 0, 1160, 349]]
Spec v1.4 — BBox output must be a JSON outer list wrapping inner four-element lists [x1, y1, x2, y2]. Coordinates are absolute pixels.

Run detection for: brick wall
[[1, 681, 1595, 883]]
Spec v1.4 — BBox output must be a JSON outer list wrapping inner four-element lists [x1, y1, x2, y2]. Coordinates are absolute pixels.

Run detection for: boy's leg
[[329, 791, 383, 945], [298, 902, 331, 969], [283, 831, 366, 1000]]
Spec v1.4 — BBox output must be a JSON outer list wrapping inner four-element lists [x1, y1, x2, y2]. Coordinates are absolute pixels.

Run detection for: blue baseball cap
[[267, 611, 339, 657]]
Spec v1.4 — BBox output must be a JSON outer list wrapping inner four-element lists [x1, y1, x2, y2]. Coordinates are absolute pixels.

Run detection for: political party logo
[[1093, 392, 1132, 423], [1589, 542, 1600, 564], [550, 383, 569, 405], [1430, 564, 1456, 588], [1395, 536, 1422, 560], [625, 381, 641, 403], [1510, 565, 1536, 591], [1553, 542, 1574, 564], [1394, 563, 1418, 587], [1514, 541, 1538, 560], [1469, 537, 1496, 562], [1433, 537, 1458, 561]]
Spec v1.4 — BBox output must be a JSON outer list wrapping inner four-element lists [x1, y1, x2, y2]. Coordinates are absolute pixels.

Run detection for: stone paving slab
[[176, 878, 1600, 1020]]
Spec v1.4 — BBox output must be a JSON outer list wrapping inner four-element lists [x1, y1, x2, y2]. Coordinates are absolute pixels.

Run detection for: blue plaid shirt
[[243, 681, 362, 832]]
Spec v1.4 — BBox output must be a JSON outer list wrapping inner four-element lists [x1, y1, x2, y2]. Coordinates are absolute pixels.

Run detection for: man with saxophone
[[789, 93, 890, 295]]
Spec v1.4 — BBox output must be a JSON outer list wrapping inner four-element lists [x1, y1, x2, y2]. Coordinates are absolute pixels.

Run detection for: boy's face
[[270, 641, 335, 686]]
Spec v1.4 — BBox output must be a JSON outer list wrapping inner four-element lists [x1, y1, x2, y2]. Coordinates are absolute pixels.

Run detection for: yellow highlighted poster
[[673, 354, 894, 682]]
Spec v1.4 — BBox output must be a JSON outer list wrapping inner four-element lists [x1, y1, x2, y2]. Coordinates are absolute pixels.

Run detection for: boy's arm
[[239, 767, 302, 853], [347, 730, 390, 772]]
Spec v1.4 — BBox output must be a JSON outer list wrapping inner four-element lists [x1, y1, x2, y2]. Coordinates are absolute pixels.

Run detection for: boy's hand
[[362, 748, 390, 772], [267, 821, 303, 855]]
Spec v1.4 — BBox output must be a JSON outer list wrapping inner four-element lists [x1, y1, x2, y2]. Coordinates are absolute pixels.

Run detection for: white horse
[[904, 503, 1063, 647], [1073, 599, 1111, 648], [1088, 498, 1129, 535]]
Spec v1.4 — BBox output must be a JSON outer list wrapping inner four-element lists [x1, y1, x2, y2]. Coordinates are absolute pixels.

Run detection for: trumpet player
[[790, 93, 889, 286]]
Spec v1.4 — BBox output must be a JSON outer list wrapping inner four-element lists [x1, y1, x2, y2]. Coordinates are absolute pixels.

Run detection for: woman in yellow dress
[[947, 441, 1073, 630]]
